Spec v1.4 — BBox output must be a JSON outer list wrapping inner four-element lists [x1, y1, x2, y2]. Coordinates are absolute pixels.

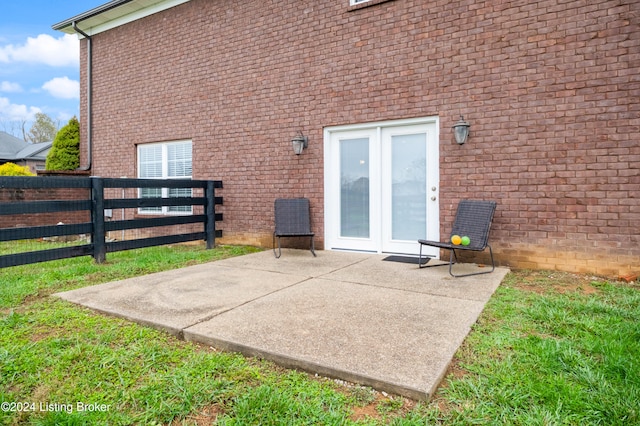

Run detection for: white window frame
[[350, 0, 370, 5], [137, 140, 193, 215]]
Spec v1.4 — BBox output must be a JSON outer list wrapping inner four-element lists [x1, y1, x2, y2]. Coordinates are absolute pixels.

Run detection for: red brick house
[[54, 0, 639, 277]]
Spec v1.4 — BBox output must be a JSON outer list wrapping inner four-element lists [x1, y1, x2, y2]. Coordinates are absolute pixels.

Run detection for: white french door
[[324, 117, 440, 257]]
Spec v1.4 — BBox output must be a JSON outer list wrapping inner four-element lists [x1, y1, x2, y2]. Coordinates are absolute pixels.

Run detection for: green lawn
[[1, 244, 638, 425]]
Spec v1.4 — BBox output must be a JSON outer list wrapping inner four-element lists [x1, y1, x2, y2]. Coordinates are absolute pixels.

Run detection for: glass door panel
[[324, 118, 438, 256], [340, 138, 370, 238], [381, 124, 438, 256], [391, 133, 427, 241]]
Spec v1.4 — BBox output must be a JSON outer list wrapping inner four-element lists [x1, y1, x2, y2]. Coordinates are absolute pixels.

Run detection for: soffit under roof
[[52, 0, 191, 36]]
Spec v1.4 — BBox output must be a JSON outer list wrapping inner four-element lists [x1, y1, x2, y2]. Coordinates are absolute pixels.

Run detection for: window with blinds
[[137, 140, 192, 214]]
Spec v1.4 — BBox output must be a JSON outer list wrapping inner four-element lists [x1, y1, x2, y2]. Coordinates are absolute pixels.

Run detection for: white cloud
[[0, 33, 79, 67], [0, 97, 41, 121], [55, 111, 76, 123], [0, 81, 22, 93], [42, 77, 80, 99]]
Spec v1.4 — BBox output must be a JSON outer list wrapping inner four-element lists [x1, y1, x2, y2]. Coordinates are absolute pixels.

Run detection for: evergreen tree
[[45, 116, 80, 171]]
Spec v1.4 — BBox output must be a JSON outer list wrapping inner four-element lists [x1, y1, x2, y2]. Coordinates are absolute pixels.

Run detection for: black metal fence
[[0, 176, 222, 268]]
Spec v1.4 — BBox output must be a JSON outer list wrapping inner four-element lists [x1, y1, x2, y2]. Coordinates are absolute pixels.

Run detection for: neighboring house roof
[[0, 131, 52, 162], [0, 131, 27, 160], [15, 142, 52, 162], [53, 0, 191, 36]]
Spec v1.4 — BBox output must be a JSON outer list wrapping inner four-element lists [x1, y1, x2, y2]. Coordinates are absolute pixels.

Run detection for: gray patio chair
[[418, 200, 497, 277], [273, 198, 316, 258]]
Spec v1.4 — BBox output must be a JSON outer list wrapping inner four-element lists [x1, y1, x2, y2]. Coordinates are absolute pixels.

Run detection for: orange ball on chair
[[451, 235, 462, 245]]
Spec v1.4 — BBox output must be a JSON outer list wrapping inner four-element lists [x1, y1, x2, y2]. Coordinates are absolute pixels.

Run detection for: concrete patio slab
[[212, 248, 370, 277], [55, 249, 509, 400], [184, 278, 490, 400], [56, 262, 307, 335], [323, 255, 503, 302]]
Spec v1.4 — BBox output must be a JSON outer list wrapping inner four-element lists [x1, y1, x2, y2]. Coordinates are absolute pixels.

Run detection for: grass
[[1, 243, 639, 425], [422, 271, 640, 425]]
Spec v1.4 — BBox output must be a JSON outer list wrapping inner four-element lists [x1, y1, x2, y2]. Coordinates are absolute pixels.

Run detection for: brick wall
[[80, 0, 639, 276], [0, 187, 90, 229]]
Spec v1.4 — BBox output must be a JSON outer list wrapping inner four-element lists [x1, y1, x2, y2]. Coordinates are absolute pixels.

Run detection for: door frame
[[323, 116, 440, 257]]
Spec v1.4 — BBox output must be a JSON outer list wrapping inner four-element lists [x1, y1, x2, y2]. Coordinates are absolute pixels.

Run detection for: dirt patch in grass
[[177, 404, 224, 425], [427, 357, 470, 415], [351, 398, 382, 422], [435, 357, 469, 393], [508, 270, 604, 295], [350, 393, 416, 422], [517, 281, 600, 295], [444, 357, 469, 381]]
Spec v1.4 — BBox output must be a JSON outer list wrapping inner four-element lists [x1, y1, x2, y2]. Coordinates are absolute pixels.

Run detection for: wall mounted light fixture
[[292, 131, 308, 155], [452, 115, 470, 145]]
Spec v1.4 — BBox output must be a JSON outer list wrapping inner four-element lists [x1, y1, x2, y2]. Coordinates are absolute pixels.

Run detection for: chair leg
[[310, 236, 316, 257], [448, 248, 457, 277], [487, 244, 495, 272], [273, 234, 282, 258], [449, 245, 495, 277], [418, 244, 446, 269], [418, 243, 433, 268], [274, 235, 316, 258]]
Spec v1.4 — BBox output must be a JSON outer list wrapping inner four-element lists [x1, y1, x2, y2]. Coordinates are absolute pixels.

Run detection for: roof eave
[[52, 0, 192, 36], [52, 0, 135, 33]]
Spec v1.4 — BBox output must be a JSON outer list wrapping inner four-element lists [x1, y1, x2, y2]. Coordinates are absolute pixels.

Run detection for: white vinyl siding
[[138, 140, 192, 214]]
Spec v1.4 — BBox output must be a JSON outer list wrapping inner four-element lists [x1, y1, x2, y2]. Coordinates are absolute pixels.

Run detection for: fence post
[[91, 177, 106, 263], [205, 180, 215, 249]]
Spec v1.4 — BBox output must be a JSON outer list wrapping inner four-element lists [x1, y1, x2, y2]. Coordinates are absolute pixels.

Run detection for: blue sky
[[0, 1, 105, 136]]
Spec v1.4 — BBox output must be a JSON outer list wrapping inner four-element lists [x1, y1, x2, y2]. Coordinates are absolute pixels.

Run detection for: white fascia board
[[71, 0, 192, 38]]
